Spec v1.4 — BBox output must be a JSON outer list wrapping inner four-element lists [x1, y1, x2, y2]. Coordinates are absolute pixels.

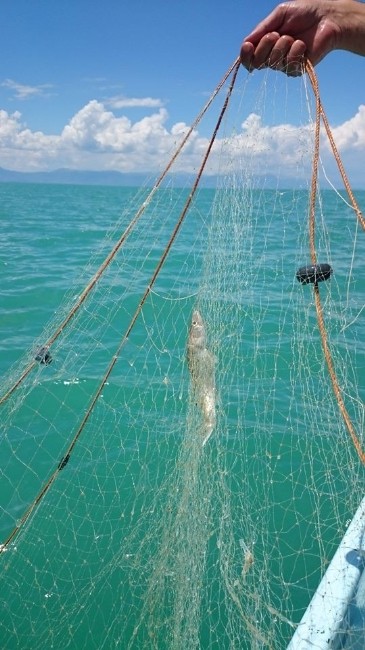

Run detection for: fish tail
[[202, 424, 214, 447]]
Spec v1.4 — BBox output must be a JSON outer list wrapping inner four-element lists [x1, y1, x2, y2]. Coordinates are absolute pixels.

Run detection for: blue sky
[[1, 0, 365, 185]]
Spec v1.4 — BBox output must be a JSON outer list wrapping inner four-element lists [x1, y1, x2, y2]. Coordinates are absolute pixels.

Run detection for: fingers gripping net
[[1, 61, 365, 649]]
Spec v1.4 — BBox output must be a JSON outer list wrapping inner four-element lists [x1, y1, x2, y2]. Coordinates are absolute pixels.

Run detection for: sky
[[1, 0, 365, 186]]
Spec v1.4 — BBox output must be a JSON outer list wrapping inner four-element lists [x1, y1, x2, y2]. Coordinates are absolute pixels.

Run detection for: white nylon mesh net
[[0, 65, 364, 649]]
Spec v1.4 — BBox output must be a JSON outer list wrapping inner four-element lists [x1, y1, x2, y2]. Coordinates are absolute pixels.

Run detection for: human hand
[[240, 0, 344, 76]]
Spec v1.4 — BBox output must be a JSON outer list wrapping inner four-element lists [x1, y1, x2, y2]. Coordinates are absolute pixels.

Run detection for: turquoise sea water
[[1, 183, 364, 358], [1, 182, 365, 648]]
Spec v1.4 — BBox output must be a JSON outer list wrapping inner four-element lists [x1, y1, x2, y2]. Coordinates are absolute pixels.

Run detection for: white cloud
[[226, 113, 315, 174], [328, 104, 365, 150], [2, 79, 53, 100], [0, 100, 364, 185], [107, 96, 164, 109]]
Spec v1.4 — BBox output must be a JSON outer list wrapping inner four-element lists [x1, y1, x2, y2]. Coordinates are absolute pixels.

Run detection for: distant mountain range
[[0, 166, 314, 189], [0, 166, 219, 188], [0, 166, 158, 186]]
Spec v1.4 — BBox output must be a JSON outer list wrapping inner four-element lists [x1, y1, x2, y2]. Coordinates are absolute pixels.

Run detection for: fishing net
[[1, 59, 365, 649]]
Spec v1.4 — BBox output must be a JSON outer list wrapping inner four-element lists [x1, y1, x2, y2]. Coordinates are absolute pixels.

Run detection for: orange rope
[[307, 61, 321, 266], [305, 60, 365, 465], [306, 61, 365, 231]]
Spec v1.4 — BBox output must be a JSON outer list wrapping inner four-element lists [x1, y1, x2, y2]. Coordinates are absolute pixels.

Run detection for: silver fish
[[187, 310, 216, 446]]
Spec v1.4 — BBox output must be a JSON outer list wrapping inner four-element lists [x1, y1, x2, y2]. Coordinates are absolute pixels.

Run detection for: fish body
[[187, 310, 216, 446]]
